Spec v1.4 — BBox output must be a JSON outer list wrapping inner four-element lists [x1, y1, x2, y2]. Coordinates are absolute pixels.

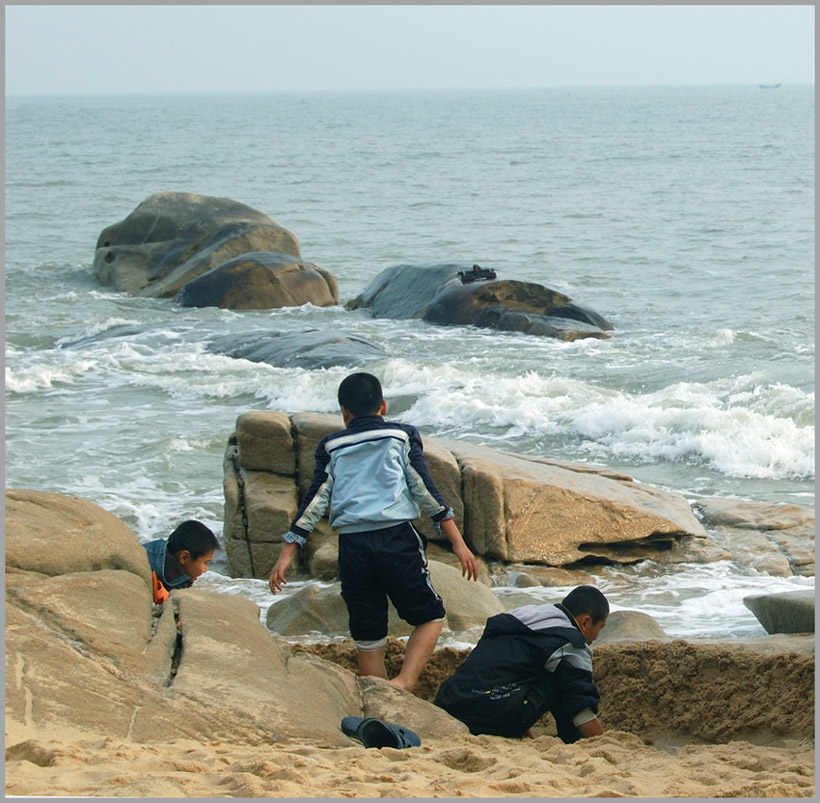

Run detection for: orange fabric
[[152, 571, 170, 604]]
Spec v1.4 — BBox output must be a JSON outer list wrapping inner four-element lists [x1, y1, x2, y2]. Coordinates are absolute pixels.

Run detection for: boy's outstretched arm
[[269, 542, 298, 593], [439, 517, 479, 581]]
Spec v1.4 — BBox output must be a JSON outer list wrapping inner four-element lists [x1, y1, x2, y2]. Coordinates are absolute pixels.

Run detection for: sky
[[4, 4, 815, 95]]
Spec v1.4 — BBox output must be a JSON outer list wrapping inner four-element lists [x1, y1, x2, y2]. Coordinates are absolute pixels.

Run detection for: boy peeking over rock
[[143, 520, 219, 604], [269, 371, 478, 693], [434, 585, 608, 743]]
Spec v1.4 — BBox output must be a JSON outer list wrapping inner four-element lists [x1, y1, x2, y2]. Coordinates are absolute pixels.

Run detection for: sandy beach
[[6, 634, 815, 799], [5, 725, 815, 799]]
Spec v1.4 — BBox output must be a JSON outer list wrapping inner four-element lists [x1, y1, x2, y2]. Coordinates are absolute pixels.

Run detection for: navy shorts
[[338, 522, 446, 646]]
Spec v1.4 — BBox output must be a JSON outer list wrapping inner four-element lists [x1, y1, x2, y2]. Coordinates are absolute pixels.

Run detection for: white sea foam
[[5, 358, 100, 393], [566, 381, 814, 480], [395, 368, 814, 481]]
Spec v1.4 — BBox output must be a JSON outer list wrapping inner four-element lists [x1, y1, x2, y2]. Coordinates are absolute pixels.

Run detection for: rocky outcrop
[[696, 498, 815, 577], [5, 489, 465, 748], [266, 560, 505, 640], [177, 251, 338, 310], [6, 487, 814, 770], [594, 610, 667, 645], [345, 263, 614, 341], [222, 411, 715, 581], [207, 328, 389, 369], [743, 590, 815, 634], [5, 488, 152, 583], [93, 192, 337, 310]]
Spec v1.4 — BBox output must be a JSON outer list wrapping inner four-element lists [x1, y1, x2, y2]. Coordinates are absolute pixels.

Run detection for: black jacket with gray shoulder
[[434, 603, 600, 740]]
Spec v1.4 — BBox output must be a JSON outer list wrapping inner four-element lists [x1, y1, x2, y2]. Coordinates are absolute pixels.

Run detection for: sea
[[4, 85, 814, 644]]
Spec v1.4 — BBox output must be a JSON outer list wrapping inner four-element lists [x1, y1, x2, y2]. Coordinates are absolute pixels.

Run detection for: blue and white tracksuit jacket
[[282, 415, 453, 544]]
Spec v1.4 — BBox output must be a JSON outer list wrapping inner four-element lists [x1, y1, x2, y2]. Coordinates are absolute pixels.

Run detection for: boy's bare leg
[[357, 645, 388, 679], [390, 619, 444, 693]]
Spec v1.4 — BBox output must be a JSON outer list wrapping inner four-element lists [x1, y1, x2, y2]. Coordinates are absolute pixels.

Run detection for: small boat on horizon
[[758, 83, 782, 89]]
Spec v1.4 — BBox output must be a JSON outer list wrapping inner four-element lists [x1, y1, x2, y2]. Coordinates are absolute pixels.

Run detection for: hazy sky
[[4, 4, 815, 95]]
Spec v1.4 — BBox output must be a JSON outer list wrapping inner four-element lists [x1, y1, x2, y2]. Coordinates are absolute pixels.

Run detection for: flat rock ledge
[[224, 410, 729, 582], [696, 497, 815, 578]]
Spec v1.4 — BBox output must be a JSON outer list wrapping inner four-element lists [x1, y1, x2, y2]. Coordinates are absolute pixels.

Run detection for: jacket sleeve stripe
[[545, 643, 593, 674], [293, 473, 334, 533]]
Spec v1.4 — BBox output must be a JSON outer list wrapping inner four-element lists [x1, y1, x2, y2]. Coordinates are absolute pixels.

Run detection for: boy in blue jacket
[[144, 520, 219, 603], [269, 372, 478, 693], [434, 585, 608, 743]]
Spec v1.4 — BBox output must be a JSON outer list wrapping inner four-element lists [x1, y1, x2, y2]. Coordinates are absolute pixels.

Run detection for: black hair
[[167, 520, 220, 559], [561, 585, 610, 624], [337, 372, 384, 417]]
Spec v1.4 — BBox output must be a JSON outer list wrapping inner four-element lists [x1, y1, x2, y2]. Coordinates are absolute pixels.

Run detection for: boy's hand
[[439, 517, 479, 581], [452, 541, 479, 581], [269, 543, 297, 594]]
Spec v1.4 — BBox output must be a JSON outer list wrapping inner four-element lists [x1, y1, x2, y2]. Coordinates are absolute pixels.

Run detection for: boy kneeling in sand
[[434, 585, 608, 743], [144, 520, 219, 604]]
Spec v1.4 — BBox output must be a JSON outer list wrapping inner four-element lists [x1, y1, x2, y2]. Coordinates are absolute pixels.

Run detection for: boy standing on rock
[[269, 372, 478, 692], [434, 585, 608, 743]]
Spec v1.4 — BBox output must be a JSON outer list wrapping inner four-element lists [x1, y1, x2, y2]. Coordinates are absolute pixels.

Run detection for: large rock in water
[[743, 590, 815, 634], [223, 411, 713, 581], [5, 489, 465, 748], [93, 192, 337, 310], [345, 263, 614, 341], [177, 251, 338, 310]]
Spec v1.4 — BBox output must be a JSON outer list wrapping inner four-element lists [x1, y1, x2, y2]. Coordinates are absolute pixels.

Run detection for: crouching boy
[[434, 585, 608, 743], [143, 520, 219, 604]]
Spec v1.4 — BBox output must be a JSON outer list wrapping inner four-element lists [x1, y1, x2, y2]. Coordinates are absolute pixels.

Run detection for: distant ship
[[758, 83, 782, 89]]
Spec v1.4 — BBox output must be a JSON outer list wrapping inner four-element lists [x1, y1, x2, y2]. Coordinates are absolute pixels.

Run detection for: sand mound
[[293, 635, 814, 747]]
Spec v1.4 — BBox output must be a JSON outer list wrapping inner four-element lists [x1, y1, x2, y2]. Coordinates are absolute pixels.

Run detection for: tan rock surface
[[5, 488, 151, 584], [5, 489, 462, 753], [224, 413, 714, 578]]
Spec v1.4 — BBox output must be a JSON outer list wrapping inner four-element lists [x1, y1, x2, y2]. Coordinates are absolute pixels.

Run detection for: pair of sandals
[[341, 715, 420, 749]]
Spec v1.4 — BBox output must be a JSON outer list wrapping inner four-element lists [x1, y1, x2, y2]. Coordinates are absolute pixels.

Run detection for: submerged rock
[[208, 328, 389, 369], [266, 560, 503, 640], [346, 263, 614, 341], [594, 610, 667, 645]]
